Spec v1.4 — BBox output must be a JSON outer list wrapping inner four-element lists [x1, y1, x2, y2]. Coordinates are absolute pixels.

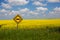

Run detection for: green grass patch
[[0, 26, 60, 40]]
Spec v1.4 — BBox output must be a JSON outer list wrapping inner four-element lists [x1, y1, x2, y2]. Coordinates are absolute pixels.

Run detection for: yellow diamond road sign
[[13, 14, 23, 23]]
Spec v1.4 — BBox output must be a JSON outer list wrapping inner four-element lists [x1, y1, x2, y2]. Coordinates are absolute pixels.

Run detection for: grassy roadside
[[0, 26, 60, 40]]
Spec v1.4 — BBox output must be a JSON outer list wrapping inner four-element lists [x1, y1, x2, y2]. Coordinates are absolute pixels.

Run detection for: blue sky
[[0, 0, 60, 19]]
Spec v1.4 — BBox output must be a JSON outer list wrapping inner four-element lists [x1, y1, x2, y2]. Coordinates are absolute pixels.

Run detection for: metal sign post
[[17, 23, 18, 29], [13, 14, 23, 29]]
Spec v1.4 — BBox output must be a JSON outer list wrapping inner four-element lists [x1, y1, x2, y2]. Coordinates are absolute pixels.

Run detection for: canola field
[[0, 19, 60, 40], [0, 19, 60, 29]]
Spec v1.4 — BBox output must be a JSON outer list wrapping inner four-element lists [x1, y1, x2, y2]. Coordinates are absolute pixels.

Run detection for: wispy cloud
[[8, 0, 29, 5], [33, 1, 47, 6], [1, 3, 11, 9], [47, 0, 60, 2]]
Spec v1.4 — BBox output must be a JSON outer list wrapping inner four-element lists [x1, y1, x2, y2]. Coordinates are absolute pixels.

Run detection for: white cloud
[[28, 7, 48, 16], [32, 0, 60, 3], [0, 9, 10, 16], [0, 7, 48, 19], [7, 7, 47, 15], [20, 8, 30, 13], [49, 7, 60, 15], [39, 0, 45, 2], [31, 0, 45, 2], [35, 7, 48, 16], [29, 11, 39, 15], [54, 7, 60, 11], [33, 1, 47, 6], [9, 11, 20, 15], [0, 9, 16, 16], [0, 9, 7, 13], [8, 0, 29, 5], [1, 0, 29, 9], [36, 7, 48, 11], [47, 0, 60, 2], [0, 8, 30, 16], [1, 3, 11, 9]]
